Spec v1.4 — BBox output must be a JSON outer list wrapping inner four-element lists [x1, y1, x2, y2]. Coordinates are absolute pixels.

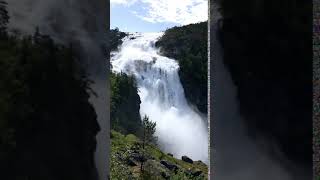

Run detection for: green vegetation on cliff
[[111, 130, 208, 180], [155, 22, 207, 114], [110, 28, 127, 52], [0, 2, 99, 179], [111, 72, 142, 136]]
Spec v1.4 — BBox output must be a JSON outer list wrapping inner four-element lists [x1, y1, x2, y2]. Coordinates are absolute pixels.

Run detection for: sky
[[111, 0, 208, 32]]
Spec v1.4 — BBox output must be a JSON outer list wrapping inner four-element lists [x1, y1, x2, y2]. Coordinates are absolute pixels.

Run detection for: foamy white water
[[111, 32, 208, 163]]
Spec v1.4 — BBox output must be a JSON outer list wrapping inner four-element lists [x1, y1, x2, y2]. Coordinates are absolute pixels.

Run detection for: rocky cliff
[[215, 0, 312, 175], [0, 30, 100, 180]]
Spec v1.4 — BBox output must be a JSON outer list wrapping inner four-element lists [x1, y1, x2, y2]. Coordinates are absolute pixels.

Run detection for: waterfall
[[111, 32, 208, 163]]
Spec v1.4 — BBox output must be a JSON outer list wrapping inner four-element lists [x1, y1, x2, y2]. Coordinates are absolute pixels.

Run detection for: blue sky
[[111, 0, 208, 32]]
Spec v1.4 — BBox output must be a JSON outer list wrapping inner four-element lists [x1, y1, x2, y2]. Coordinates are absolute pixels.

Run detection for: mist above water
[[111, 33, 208, 163]]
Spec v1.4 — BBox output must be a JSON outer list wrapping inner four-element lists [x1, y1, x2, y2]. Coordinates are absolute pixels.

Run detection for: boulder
[[185, 168, 203, 177], [192, 170, 202, 176], [144, 160, 170, 179], [160, 160, 178, 171], [161, 171, 170, 179], [181, 156, 193, 164], [131, 152, 146, 162], [194, 160, 207, 166]]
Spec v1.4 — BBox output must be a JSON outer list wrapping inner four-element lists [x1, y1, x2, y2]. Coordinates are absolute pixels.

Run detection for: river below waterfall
[[111, 32, 208, 163]]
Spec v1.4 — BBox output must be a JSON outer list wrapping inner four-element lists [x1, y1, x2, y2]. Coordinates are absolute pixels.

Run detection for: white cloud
[[139, 0, 208, 25], [110, 0, 137, 6], [112, 0, 208, 25]]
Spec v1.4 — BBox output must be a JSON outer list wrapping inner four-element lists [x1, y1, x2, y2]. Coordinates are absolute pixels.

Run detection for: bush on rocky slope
[[110, 130, 208, 180]]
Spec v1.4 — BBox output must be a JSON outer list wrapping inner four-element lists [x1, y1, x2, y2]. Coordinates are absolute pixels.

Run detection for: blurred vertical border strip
[[313, 0, 320, 179], [208, 0, 211, 179]]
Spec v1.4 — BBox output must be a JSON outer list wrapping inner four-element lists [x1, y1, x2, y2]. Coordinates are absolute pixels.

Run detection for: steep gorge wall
[[214, 0, 312, 175]]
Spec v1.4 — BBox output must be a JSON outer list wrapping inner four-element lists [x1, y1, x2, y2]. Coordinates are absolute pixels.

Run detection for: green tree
[[140, 115, 156, 173], [110, 72, 142, 136]]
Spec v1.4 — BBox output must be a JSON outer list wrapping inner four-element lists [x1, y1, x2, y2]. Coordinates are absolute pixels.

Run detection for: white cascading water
[[111, 32, 208, 163]]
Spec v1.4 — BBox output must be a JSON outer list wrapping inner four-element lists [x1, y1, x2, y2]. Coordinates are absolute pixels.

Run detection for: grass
[[110, 130, 208, 180]]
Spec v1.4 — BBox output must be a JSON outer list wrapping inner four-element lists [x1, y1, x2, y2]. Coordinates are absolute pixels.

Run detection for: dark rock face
[[217, 0, 312, 174], [0, 34, 100, 180], [110, 28, 127, 52], [182, 156, 193, 164]]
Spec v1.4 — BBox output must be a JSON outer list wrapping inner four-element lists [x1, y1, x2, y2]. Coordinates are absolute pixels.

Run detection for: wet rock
[[152, 57, 157, 63], [181, 156, 193, 164]]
